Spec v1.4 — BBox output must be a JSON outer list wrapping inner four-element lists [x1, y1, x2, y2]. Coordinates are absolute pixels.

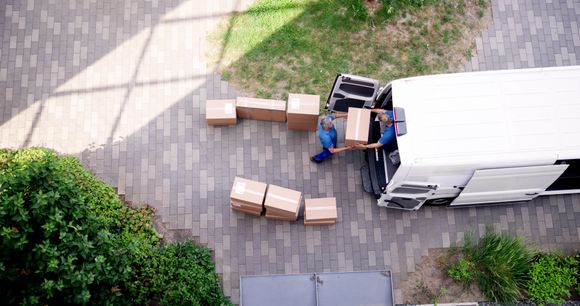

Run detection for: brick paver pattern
[[1, 0, 579, 303]]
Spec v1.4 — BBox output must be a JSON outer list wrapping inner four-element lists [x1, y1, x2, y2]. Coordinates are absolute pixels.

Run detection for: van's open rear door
[[326, 74, 380, 112], [451, 164, 568, 206]]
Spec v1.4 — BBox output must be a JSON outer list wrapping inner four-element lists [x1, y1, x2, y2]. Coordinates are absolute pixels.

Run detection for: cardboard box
[[236, 97, 287, 122], [230, 177, 267, 215], [304, 197, 337, 225], [231, 205, 262, 217], [206, 99, 237, 125], [265, 208, 298, 220], [345, 107, 371, 146], [264, 184, 302, 221], [287, 93, 320, 131]]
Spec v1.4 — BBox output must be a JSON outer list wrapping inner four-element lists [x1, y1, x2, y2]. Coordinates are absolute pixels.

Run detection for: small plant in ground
[[448, 258, 475, 283], [527, 253, 578, 306], [461, 229, 536, 303], [415, 281, 447, 305], [432, 287, 447, 305]]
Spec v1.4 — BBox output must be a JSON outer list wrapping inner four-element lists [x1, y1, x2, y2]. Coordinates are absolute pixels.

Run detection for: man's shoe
[[310, 156, 323, 164]]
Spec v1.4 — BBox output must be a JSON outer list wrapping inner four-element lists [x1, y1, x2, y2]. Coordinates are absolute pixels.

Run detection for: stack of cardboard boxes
[[229, 177, 339, 225], [264, 185, 302, 221], [304, 197, 338, 225], [229, 177, 267, 216]]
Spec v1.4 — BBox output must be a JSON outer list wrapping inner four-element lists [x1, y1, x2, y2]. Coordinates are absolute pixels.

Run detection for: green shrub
[[156, 243, 233, 306], [0, 149, 230, 305], [527, 253, 578, 305], [0, 149, 134, 304], [447, 258, 475, 282], [461, 230, 536, 303]]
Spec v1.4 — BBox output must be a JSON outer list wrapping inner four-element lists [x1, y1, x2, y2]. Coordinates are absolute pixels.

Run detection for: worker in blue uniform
[[311, 113, 351, 163], [355, 109, 396, 152]]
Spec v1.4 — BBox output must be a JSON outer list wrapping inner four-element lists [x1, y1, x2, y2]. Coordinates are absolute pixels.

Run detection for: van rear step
[[361, 165, 373, 194]]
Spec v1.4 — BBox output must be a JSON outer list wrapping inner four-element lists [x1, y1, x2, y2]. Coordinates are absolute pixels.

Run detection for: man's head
[[378, 112, 392, 127], [321, 116, 333, 131]]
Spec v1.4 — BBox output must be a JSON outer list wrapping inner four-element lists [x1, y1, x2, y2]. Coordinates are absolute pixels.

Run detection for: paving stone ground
[[1, 0, 579, 304]]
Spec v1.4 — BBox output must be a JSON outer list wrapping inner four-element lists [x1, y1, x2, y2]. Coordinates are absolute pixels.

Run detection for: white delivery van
[[326, 66, 580, 211]]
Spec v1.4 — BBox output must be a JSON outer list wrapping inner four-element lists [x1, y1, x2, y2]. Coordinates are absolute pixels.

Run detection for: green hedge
[[0, 148, 230, 305]]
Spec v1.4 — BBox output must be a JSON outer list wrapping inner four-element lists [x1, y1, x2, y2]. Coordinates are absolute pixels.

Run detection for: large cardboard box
[[206, 99, 237, 126], [304, 197, 337, 225], [230, 177, 267, 216], [287, 93, 320, 131], [236, 97, 287, 122], [264, 184, 302, 221], [345, 107, 371, 146]]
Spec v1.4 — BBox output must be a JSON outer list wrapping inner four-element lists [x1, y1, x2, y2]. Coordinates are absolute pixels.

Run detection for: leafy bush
[[461, 230, 536, 303], [0, 149, 134, 304], [528, 253, 578, 305], [447, 258, 475, 282], [0, 149, 230, 305], [155, 243, 233, 306]]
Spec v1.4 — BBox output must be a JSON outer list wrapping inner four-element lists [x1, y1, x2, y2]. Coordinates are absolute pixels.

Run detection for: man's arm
[[356, 125, 395, 150], [329, 146, 353, 153], [371, 108, 386, 114], [355, 142, 383, 150]]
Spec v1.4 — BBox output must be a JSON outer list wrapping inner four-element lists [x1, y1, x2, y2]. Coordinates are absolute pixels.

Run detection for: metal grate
[[240, 271, 394, 306]]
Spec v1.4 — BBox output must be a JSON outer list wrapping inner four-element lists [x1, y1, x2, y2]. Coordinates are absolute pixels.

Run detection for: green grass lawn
[[209, 0, 490, 109]]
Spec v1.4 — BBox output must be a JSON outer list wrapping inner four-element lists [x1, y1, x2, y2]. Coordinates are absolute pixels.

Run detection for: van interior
[[363, 84, 400, 198], [547, 159, 580, 190]]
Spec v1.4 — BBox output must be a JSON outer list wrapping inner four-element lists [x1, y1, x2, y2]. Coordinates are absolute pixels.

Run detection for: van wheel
[[425, 198, 453, 206]]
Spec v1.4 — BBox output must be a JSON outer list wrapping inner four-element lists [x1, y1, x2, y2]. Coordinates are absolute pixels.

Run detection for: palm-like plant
[[462, 229, 536, 303]]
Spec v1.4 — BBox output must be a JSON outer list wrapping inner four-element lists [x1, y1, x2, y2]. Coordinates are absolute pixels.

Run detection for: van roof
[[392, 66, 580, 165]]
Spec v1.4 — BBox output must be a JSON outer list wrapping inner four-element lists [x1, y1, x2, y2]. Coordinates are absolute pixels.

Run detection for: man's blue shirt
[[318, 115, 337, 150], [378, 110, 395, 146]]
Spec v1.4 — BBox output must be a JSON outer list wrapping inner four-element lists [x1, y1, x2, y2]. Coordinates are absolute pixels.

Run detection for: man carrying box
[[310, 113, 352, 163]]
